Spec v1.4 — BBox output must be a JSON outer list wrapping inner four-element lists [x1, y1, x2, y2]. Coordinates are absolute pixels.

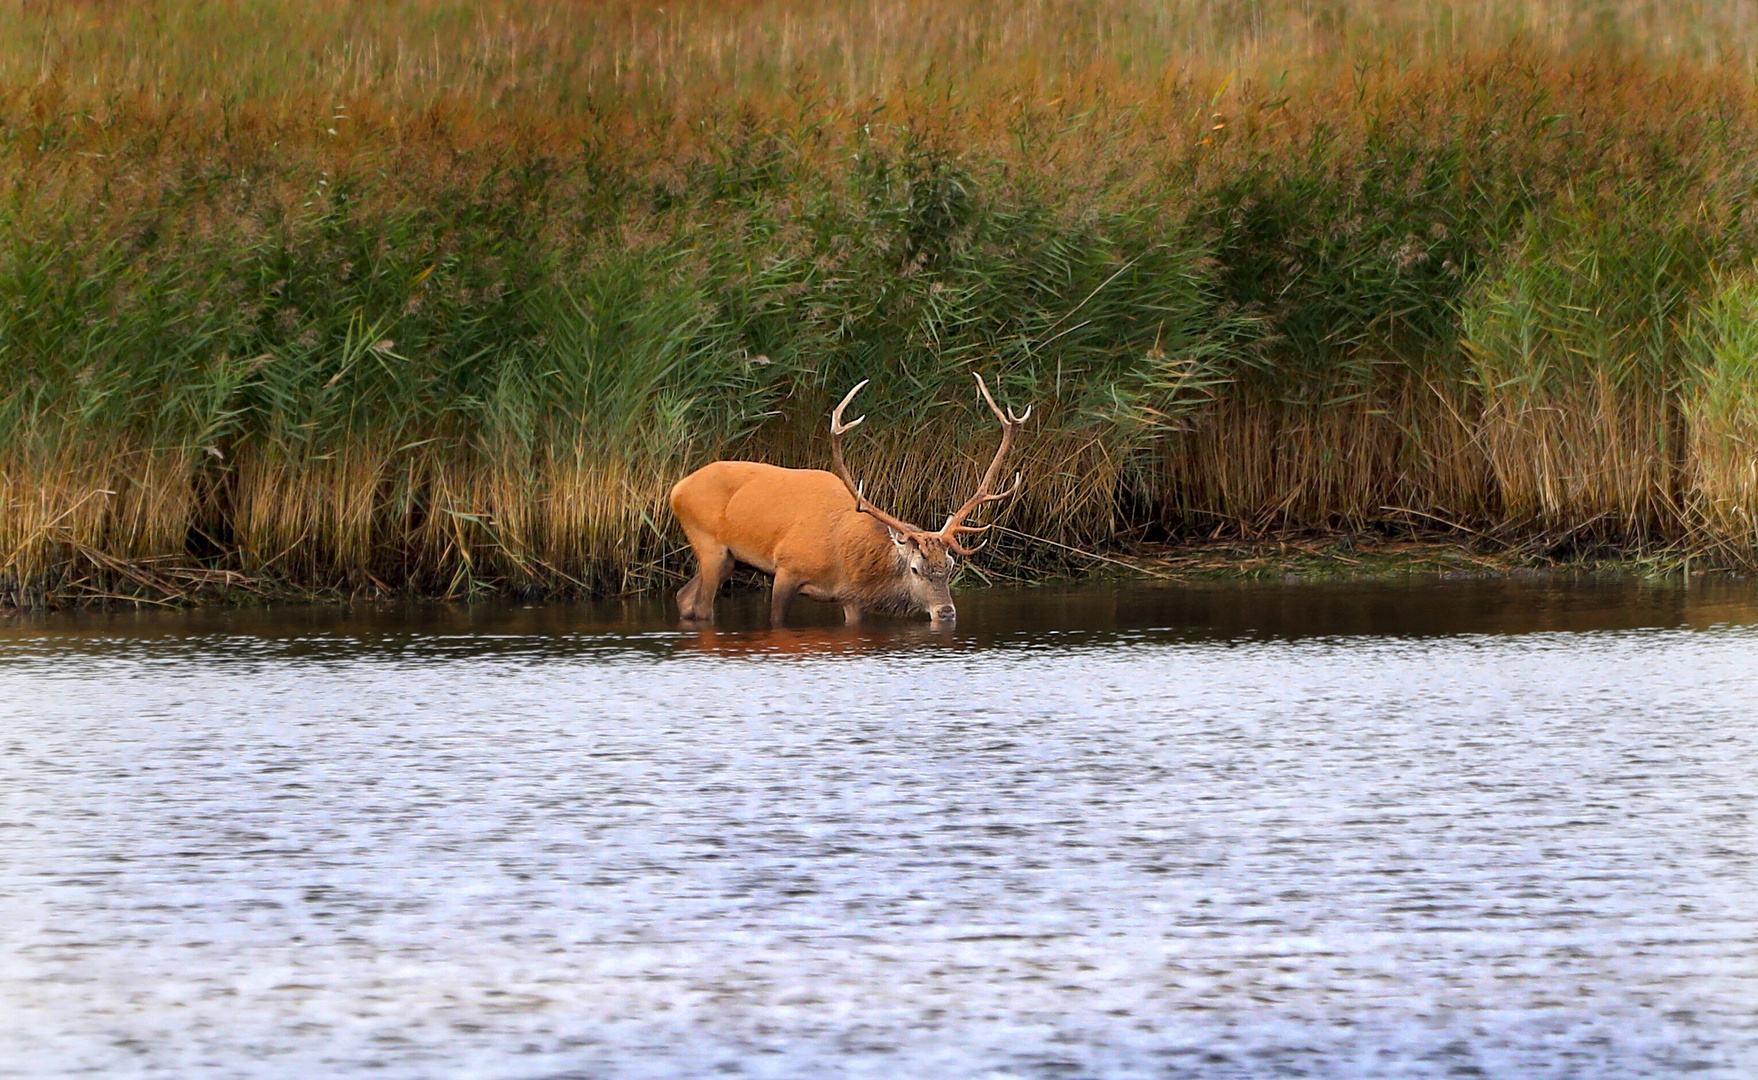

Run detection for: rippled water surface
[[4, 579, 1758, 1079]]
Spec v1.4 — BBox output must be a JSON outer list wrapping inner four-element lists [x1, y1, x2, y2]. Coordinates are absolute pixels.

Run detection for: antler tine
[[973, 371, 1009, 424], [947, 523, 996, 556], [973, 374, 1035, 427], [830, 380, 868, 435], [939, 374, 1031, 537], [827, 380, 921, 538], [963, 470, 1023, 507]]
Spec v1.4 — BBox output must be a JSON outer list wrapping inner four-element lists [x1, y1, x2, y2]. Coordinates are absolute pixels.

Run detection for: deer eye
[[911, 566, 921, 575]]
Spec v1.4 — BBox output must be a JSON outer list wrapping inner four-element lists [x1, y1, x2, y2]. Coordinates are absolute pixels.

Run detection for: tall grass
[[1684, 274, 1758, 555], [6, 1, 1758, 604]]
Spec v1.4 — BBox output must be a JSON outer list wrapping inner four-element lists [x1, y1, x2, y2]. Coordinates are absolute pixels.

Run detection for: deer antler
[[938, 373, 1032, 555], [828, 380, 923, 538]]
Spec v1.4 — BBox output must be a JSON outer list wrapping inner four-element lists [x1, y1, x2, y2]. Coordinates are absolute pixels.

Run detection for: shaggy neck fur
[[838, 518, 953, 615]]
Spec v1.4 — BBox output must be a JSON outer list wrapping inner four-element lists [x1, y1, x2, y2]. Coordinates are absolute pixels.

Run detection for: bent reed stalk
[[8, 0, 1758, 606]]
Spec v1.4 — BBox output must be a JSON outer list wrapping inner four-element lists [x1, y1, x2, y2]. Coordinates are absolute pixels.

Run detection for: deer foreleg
[[770, 570, 803, 627]]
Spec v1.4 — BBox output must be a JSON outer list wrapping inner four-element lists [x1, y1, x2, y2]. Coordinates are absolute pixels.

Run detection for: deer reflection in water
[[673, 621, 957, 657]]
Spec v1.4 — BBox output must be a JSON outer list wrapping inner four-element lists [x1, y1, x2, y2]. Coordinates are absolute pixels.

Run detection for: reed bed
[[7, 0, 1758, 606]]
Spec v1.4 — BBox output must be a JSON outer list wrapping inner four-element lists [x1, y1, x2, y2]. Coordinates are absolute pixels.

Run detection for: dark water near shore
[[4, 579, 1758, 1078]]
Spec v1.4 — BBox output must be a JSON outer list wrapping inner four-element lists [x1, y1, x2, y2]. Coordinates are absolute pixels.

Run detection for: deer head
[[829, 373, 1032, 624]]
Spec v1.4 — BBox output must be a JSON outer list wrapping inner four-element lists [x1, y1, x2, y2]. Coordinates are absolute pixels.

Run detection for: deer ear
[[886, 525, 908, 545]]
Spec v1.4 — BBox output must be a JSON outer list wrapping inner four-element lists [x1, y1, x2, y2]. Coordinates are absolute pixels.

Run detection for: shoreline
[[2, 535, 1736, 615]]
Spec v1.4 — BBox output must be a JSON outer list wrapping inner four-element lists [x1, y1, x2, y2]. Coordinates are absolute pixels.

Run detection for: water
[[3, 579, 1757, 1079]]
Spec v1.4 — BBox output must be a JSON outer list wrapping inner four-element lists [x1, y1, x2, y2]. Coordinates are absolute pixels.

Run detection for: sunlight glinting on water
[[3, 581, 1757, 1078]]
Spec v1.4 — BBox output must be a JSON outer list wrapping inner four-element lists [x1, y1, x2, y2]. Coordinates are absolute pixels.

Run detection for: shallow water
[[3, 579, 1758, 1079]]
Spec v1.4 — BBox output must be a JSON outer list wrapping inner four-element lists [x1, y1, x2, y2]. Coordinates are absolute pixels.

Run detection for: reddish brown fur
[[669, 461, 957, 626]]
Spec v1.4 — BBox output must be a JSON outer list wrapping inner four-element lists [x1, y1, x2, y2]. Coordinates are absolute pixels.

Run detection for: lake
[[3, 579, 1757, 1078]]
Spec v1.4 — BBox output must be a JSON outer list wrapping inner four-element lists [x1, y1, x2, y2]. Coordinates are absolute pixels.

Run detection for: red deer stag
[[669, 373, 1031, 626]]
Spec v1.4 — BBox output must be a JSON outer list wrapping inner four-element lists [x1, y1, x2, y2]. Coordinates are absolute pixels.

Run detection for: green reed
[[7, 1, 1758, 604]]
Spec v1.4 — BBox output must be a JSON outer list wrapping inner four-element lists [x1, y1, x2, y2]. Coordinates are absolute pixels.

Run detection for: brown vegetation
[[6, 1, 1758, 607]]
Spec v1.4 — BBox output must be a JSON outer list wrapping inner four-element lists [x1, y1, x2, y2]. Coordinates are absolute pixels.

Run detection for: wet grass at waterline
[[10, 2, 1758, 607]]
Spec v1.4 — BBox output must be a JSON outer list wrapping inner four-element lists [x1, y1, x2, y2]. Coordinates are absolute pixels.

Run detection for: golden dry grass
[[7, 1, 1758, 606]]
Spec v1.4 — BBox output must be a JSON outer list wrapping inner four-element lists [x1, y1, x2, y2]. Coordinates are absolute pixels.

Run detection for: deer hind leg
[[676, 575, 704, 619], [679, 539, 733, 621]]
